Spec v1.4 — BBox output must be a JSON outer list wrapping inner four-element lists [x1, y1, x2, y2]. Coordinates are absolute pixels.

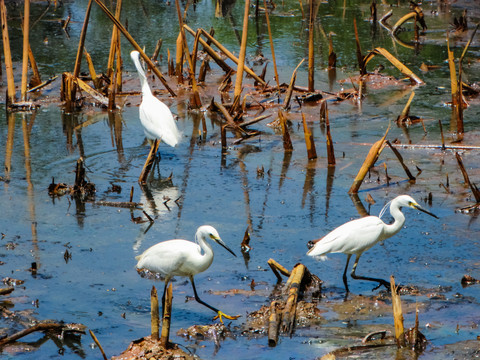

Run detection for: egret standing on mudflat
[[136, 225, 240, 323], [130, 50, 181, 154], [307, 195, 438, 293]]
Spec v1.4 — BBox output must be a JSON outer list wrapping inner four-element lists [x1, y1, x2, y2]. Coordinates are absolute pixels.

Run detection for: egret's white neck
[[383, 204, 406, 239], [132, 55, 152, 97], [196, 232, 214, 257]]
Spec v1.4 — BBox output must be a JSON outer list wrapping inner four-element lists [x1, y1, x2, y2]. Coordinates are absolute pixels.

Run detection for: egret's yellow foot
[[213, 311, 241, 323]]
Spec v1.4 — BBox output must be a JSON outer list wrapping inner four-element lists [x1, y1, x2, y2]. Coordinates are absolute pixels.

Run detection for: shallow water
[[1, 0, 480, 359]]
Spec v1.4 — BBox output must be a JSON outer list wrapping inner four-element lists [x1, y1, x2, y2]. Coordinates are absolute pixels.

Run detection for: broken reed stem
[[325, 102, 335, 166], [138, 140, 160, 184], [233, 0, 250, 112], [175, 31, 184, 83], [151, 286, 159, 341], [73, 0, 93, 79], [21, 0, 30, 101], [267, 258, 291, 282], [268, 301, 280, 347], [0, 322, 84, 347], [307, 0, 314, 92], [281, 264, 305, 335], [106, 0, 121, 80], [390, 276, 406, 348], [455, 152, 480, 203], [89, 329, 108, 360], [160, 283, 173, 348], [184, 25, 232, 73], [1, 0, 16, 104], [439, 119, 445, 150], [263, 0, 279, 89], [400, 91, 415, 118], [302, 113, 317, 160], [385, 140, 415, 181], [175, 0, 201, 108], [93, 0, 176, 97], [185, 26, 265, 85], [279, 110, 293, 151], [354, 18, 365, 75], [27, 45, 41, 88], [348, 125, 389, 194], [284, 58, 305, 110]]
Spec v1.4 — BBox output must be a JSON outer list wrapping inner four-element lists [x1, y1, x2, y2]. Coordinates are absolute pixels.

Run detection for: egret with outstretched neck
[[307, 195, 438, 293], [130, 50, 180, 152], [136, 225, 240, 323]]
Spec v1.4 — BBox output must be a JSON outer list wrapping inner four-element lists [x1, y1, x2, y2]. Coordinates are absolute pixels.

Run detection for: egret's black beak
[[216, 238, 237, 257], [414, 204, 439, 219]]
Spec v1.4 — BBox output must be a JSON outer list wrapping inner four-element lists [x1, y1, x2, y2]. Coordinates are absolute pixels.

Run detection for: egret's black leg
[[189, 276, 240, 323], [343, 254, 352, 293], [190, 276, 220, 313], [350, 254, 390, 290]]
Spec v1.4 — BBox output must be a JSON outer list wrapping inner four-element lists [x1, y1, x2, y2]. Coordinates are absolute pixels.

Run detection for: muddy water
[[1, 0, 480, 359]]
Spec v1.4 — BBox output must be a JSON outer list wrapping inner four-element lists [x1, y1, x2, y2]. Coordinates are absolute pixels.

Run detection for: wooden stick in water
[[390, 276, 406, 348], [232, 0, 250, 113], [267, 301, 280, 347], [21, 0, 30, 101], [348, 126, 389, 194], [1, 0, 16, 104], [160, 283, 173, 348], [138, 140, 160, 184], [302, 113, 317, 160], [151, 286, 159, 341]]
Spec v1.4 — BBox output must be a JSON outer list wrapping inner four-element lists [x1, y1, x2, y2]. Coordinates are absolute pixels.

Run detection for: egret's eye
[[209, 234, 216, 240]]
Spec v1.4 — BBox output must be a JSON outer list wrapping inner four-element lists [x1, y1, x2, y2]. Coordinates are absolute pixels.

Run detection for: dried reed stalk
[[302, 113, 317, 160], [184, 25, 232, 73], [281, 264, 305, 335], [325, 103, 335, 166], [348, 126, 389, 194], [175, 31, 184, 82], [364, 47, 424, 85], [21, 0, 30, 101], [308, 0, 315, 92], [284, 58, 305, 110], [138, 140, 160, 184], [106, 0, 121, 79], [263, 0, 279, 89], [455, 152, 480, 203], [354, 19, 365, 75], [279, 110, 293, 151], [390, 276, 406, 347], [1, 0, 16, 104], [185, 26, 265, 85], [268, 301, 280, 347], [27, 46, 41, 88], [84, 50, 100, 89], [89, 330, 108, 360], [151, 286, 159, 340], [232, 0, 250, 113], [175, 0, 201, 108], [386, 140, 415, 181], [160, 283, 173, 348], [268, 258, 291, 282], [93, 0, 176, 97]]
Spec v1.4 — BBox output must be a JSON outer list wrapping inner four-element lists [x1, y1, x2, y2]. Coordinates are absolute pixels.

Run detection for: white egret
[[307, 195, 438, 293], [130, 50, 181, 152], [136, 225, 240, 323]]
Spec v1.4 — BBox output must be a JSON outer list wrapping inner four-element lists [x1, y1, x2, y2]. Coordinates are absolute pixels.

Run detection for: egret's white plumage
[[307, 195, 438, 292], [130, 50, 181, 147], [136, 225, 240, 322]]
